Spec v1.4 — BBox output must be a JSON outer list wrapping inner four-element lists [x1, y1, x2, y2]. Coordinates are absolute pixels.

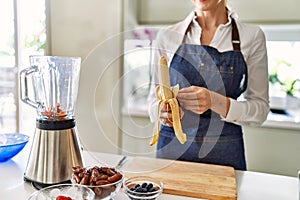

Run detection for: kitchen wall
[[48, 0, 123, 154]]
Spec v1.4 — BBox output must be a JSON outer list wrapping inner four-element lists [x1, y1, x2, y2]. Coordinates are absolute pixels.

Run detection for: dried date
[[72, 165, 123, 199]]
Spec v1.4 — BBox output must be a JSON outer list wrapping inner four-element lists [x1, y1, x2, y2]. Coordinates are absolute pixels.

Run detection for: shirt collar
[[191, 9, 239, 28]]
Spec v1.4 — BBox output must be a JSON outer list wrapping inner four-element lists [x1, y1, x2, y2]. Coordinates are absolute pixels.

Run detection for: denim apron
[[156, 19, 248, 170]]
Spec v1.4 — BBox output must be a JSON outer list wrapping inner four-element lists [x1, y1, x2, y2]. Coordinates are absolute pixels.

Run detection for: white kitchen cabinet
[[229, 0, 300, 23], [134, 0, 300, 24], [138, 0, 194, 24], [243, 125, 300, 177], [121, 109, 156, 158]]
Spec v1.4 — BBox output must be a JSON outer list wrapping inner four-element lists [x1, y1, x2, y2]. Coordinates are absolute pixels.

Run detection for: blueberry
[[130, 188, 135, 191], [134, 184, 140, 189], [148, 187, 156, 192], [135, 187, 143, 192], [141, 182, 147, 188], [146, 183, 153, 190], [141, 188, 147, 193]]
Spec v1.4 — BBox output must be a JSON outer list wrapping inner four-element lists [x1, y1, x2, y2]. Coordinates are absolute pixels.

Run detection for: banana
[[150, 56, 187, 145]]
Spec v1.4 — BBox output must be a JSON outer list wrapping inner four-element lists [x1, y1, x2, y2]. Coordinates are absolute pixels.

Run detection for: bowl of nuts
[[123, 176, 163, 200], [71, 165, 124, 200]]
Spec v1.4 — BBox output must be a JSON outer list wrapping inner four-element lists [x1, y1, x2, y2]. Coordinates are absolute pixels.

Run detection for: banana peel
[[150, 56, 187, 145]]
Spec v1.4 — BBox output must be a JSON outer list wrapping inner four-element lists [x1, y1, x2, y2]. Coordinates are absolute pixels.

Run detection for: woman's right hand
[[159, 103, 184, 127]]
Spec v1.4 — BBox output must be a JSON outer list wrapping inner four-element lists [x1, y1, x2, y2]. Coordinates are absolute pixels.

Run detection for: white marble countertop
[[0, 145, 298, 200]]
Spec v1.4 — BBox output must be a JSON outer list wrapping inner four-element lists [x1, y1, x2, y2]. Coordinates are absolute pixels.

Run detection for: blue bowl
[[0, 133, 29, 162]]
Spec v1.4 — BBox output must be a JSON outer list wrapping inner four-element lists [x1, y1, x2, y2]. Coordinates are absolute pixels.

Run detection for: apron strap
[[231, 18, 241, 51]]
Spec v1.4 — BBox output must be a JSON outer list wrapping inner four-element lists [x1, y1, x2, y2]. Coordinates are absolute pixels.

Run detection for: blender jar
[[20, 56, 81, 120]]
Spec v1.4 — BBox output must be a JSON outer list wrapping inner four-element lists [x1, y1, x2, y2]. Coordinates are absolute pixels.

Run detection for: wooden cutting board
[[123, 157, 237, 200]]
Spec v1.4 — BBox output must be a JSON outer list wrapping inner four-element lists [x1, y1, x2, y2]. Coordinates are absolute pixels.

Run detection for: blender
[[20, 56, 83, 188]]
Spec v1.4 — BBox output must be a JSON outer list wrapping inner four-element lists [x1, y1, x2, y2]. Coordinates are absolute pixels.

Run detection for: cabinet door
[[229, 0, 300, 22], [121, 114, 155, 158], [243, 125, 300, 177], [138, 0, 194, 24], [137, 0, 300, 24]]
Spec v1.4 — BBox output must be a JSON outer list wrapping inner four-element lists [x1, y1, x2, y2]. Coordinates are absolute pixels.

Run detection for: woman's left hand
[[177, 86, 211, 115]]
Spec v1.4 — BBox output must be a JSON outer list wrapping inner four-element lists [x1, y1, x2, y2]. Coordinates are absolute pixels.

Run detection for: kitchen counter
[[122, 104, 300, 130], [263, 108, 300, 130], [0, 145, 298, 200]]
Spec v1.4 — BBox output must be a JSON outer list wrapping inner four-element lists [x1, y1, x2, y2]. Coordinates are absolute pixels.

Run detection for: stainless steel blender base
[[24, 177, 71, 190], [24, 122, 83, 185]]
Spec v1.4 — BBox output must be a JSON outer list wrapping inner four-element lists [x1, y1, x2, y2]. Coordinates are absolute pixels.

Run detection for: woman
[[147, 0, 269, 170]]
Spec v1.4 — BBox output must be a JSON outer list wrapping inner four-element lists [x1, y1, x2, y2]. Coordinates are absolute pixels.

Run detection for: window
[[123, 28, 157, 112], [267, 41, 300, 98], [123, 39, 152, 110], [0, 0, 46, 133], [260, 24, 300, 110]]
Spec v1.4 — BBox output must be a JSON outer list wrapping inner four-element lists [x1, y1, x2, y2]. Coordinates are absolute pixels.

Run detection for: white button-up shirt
[[148, 10, 269, 126]]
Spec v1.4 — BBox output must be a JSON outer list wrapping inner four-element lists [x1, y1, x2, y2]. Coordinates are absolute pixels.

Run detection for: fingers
[[179, 98, 210, 108], [160, 118, 173, 127], [180, 100, 210, 114], [177, 86, 211, 114], [177, 86, 207, 100], [160, 112, 173, 127], [160, 110, 172, 122], [159, 103, 173, 127]]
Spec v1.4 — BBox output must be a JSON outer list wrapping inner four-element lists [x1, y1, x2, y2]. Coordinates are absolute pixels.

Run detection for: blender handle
[[20, 66, 39, 108]]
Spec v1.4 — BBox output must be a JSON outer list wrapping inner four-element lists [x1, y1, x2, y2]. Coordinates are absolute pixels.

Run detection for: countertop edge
[[122, 106, 300, 130]]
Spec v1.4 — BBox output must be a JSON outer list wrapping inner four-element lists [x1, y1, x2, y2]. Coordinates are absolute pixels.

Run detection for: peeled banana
[[150, 56, 187, 145]]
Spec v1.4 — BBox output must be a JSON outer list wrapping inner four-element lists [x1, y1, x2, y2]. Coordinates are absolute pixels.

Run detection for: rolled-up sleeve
[[224, 27, 270, 126]]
